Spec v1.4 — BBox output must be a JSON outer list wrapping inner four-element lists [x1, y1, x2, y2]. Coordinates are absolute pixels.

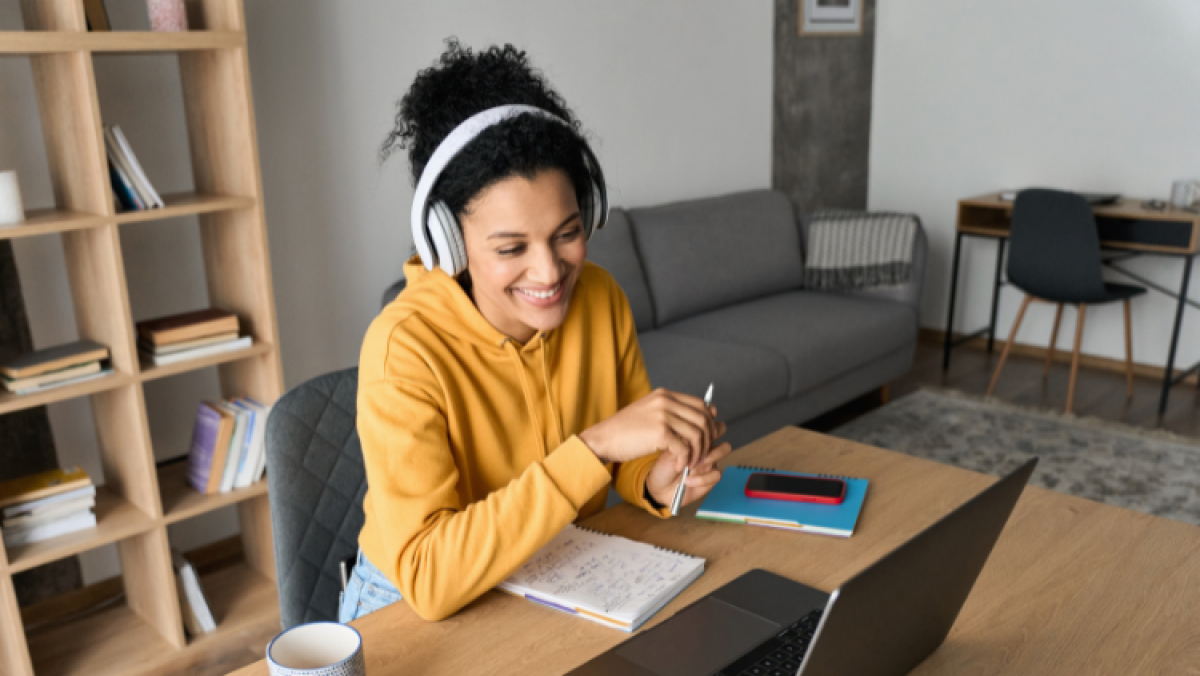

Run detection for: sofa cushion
[[628, 190, 805, 325], [587, 208, 655, 331], [637, 330, 789, 422], [660, 291, 917, 397]]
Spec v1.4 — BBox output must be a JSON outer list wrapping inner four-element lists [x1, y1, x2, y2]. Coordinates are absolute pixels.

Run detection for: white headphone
[[410, 104, 609, 276]]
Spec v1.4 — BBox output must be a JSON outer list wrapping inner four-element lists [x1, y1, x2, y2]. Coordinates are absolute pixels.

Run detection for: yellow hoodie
[[356, 255, 666, 621]]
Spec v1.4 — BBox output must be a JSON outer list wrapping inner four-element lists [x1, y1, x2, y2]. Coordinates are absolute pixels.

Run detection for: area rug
[[830, 388, 1200, 527]]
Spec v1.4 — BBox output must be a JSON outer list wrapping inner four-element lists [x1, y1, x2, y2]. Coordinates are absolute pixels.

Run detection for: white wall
[[869, 1, 1200, 370], [0, 2, 772, 583]]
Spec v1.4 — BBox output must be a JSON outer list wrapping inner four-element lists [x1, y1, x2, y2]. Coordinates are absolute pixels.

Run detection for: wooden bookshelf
[[0, 1, 284, 674]]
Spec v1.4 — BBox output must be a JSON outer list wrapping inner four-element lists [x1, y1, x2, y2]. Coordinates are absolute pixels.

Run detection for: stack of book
[[0, 340, 112, 395], [0, 467, 97, 549], [186, 397, 272, 495], [136, 309, 251, 366], [105, 123, 163, 212], [171, 548, 216, 636]]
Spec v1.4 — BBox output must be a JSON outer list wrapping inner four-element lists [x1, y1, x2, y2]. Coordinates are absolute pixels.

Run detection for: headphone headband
[[409, 104, 607, 274]]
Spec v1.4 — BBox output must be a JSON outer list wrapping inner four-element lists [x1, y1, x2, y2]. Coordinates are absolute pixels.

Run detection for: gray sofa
[[385, 188, 926, 450]]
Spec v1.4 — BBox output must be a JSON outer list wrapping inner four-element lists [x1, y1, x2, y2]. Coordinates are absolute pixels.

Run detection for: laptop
[[568, 457, 1038, 676]]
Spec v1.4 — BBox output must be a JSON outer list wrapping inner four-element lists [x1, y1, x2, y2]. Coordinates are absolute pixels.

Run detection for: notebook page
[[500, 525, 703, 624]]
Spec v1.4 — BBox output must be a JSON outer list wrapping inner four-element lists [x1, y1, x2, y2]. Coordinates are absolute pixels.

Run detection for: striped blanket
[[804, 211, 918, 290]]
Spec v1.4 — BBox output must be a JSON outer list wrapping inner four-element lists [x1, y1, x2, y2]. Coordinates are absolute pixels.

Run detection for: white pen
[[671, 383, 713, 516]]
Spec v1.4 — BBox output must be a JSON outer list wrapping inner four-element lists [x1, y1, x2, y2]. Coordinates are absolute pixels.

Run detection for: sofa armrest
[[382, 277, 407, 309], [797, 212, 927, 318]]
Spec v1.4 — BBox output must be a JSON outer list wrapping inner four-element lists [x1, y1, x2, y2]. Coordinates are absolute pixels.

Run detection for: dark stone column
[[773, 0, 877, 214], [0, 240, 83, 606]]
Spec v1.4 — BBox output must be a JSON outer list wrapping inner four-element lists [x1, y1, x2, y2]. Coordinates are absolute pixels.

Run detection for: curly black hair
[[383, 39, 595, 222]]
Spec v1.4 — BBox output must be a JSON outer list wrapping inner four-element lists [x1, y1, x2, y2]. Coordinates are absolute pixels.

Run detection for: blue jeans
[[338, 550, 403, 623]]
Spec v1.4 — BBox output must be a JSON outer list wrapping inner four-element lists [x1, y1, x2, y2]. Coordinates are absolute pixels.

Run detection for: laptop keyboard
[[715, 609, 823, 676]]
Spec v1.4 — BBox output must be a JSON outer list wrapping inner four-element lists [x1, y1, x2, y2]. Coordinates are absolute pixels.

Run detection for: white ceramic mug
[[266, 622, 365, 676]]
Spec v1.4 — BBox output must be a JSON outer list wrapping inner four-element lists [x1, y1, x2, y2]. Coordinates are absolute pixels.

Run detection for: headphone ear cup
[[587, 180, 606, 238], [579, 144, 607, 240], [428, 201, 467, 276]]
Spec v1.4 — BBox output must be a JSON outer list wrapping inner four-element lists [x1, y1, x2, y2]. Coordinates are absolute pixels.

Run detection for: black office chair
[[266, 367, 367, 628], [987, 189, 1146, 412]]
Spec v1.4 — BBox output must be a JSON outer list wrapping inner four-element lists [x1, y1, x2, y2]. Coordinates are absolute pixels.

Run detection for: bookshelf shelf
[[0, 372, 133, 416], [0, 208, 108, 241], [0, 30, 244, 54], [4, 490, 155, 575], [0, 193, 254, 240], [23, 559, 277, 676], [112, 191, 254, 225], [0, 2, 283, 674], [26, 600, 174, 676], [158, 460, 268, 525], [190, 560, 276, 642], [137, 341, 272, 382]]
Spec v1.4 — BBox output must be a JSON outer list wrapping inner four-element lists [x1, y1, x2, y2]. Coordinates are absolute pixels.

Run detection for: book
[[137, 309, 239, 347], [0, 467, 93, 511], [82, 0, 111, 31], [110, 125, 163, 208], [2, 494, 95, 528], [171, 549, 216, 636], [0, 339, 109, 379], [2, 485, 96, 520], [229, 398, 268, 489], [103, 125, 160, 209], [108, 158, 143, 210], [215, 402, 250, 493], [185, 403, 236, 494], [141, 335, 251, 367], [696, 465, 869, 538], [2, 509, 97, 548], [497, 524, 705, 632], [138, 331, 239, 356], [4, 367, 114, 395], [3, 361, 101, 393], [242, 397, 273, 483]]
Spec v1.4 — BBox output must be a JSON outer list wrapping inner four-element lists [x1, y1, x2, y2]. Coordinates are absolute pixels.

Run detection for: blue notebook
[[696, 465, 869, 538]]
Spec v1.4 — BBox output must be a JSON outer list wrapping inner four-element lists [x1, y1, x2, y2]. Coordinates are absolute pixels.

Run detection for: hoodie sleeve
[[357, 330, 613, 622], [605, 280, 672, 518]]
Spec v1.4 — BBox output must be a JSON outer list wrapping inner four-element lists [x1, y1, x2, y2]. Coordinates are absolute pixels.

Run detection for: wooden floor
[[60, 337, 1199, 676], [807, 335, 1200, 438]]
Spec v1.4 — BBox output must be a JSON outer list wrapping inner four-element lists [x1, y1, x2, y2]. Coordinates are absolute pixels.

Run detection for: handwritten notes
[[499, 525, 705, 630]]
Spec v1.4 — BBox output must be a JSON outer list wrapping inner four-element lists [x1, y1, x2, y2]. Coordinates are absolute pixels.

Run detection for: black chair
[[266, 367, 367, 628], [987, 189, 1145, 412]]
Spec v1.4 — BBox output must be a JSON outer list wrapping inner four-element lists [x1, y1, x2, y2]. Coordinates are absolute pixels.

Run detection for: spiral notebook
[[497, 524, 705, 632], [696, 465, 869, 538]]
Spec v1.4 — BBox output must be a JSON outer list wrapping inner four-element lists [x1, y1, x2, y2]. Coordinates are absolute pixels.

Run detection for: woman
[[342, 40, 731, 624]]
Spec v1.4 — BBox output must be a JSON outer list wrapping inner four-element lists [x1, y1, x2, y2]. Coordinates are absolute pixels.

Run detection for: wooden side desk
[[943, 192, 1200, 414], [230, 427, 1200, 675]]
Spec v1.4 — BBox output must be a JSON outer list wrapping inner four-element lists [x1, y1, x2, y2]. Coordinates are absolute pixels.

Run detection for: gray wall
[[773, 0, 876, 213]]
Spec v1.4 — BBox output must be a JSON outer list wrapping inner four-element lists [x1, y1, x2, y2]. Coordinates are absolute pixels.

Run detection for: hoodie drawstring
[[501, 336, 566, 459], [539, 335, 566, 449], [503, 338, 549, 459]]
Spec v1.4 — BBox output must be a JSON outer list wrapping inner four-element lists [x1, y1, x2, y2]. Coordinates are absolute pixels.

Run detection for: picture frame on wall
[[799, 0, 862, 36]]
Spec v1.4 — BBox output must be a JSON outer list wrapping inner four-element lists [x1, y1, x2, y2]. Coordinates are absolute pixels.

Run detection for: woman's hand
[[579, 388, 724, 466], [578, 387, 731, 508], [645, 437, 733, 508]]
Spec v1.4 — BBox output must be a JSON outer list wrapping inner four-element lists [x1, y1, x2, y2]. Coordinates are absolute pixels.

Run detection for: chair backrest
[[266, 367, 367, 628], [1008, 189, 1108, 303]]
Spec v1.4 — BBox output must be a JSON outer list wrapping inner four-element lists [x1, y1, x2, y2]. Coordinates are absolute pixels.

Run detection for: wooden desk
[[230, 428, 1200, 675], [943, 192, 1200, 414]]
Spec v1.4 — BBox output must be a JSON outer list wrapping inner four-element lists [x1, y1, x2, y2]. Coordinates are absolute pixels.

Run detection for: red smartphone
[[744, 472, 846, 505]]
